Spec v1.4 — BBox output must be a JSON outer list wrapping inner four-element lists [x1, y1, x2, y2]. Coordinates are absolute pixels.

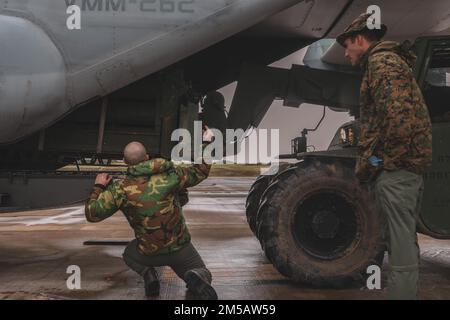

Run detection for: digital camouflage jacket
[[85, 159, 211, 255], [356, 41, 433, 181]]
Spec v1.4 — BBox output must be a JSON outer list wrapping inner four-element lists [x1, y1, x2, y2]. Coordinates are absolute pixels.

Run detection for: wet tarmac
[[0, 177, 449, 300]]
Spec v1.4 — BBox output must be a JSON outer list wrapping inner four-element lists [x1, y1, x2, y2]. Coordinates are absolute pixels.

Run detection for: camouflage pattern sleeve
[[85, 180, 125, 223], [177, 188, 190, 207], [174, 163, 211, 189], [127, 158, 174, 176], [356, 52, 414, 181], [368, 52, 415, 145], [356, 40, 433, 180]]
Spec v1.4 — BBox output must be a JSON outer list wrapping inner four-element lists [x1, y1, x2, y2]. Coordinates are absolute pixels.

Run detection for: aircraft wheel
[[256, 159, 384, 287]]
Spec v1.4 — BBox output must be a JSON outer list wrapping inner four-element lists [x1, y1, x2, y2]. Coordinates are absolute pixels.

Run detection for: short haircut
[[123, 142, 147, 165], [349, 29, 382, 43]]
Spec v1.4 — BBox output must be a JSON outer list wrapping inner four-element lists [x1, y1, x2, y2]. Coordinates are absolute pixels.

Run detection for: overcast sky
[[218, 48, 354, 155]]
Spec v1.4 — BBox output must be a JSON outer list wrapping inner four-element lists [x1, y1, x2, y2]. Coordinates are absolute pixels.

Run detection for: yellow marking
[[142, 217, 160, 230], [159, 201, 174, 214], [127, 200, 144, 208], [101, 192, 114, 209], [139, 243, 158, 255], [123, 185, 142, 196], [147, 175, 168, 195]]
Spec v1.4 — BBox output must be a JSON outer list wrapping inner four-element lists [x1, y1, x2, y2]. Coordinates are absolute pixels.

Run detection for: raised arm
[[174, 163, 211, 189], [85, 174, 124, 223], [173, 125, 214, 189]]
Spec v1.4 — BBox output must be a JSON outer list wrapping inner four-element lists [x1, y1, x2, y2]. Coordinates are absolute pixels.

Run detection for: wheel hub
[[311, 210, 340, 239], [293, 191, 359, 260]]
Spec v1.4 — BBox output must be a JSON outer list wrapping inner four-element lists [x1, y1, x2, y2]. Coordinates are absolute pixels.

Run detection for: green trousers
[[373, 169, 424, 300], [123, 240, 212, 284]]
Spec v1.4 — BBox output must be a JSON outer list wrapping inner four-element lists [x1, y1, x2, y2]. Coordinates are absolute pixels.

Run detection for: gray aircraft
[[1, 0, 450, 289], [0, 0, 449, 203]]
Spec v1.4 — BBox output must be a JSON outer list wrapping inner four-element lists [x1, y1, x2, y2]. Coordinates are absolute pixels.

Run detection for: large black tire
[[246, 163, 292, 234], [246, 175, 272, 234], [256, 159, 384, 287]]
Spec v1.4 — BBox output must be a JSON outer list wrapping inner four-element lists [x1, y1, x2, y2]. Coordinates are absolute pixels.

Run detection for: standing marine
[[84, 129, 218, 300], [337, 13, 433, 299]]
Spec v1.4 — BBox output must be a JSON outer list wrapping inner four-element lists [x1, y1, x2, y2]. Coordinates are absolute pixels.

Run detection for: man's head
[[123, 142, 149, 165], [337, 13, 387, 66], [343, 31, 381, 66]]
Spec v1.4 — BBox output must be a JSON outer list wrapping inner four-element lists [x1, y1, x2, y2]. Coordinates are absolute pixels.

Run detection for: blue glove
[[368, 156, 383, 167]]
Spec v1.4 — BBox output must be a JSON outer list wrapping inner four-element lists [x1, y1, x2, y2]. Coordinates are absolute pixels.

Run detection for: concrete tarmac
[[0, 177, 449, 300]]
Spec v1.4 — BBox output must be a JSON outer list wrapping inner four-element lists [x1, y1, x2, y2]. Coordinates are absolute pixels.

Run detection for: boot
[[184, 269, 218, 300], [143, 267, 160, 297]]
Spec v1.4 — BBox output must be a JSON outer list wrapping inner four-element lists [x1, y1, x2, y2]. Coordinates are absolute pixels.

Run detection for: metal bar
[[83, 241, 130, 246], [38, 130, 46, 151], [323, 0, 355, 38], [96, 98, 108, 154]]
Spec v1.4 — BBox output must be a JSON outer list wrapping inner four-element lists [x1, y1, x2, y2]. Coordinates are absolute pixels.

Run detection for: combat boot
[[184, 269, 218, 300], [143, 267, 160, 297]]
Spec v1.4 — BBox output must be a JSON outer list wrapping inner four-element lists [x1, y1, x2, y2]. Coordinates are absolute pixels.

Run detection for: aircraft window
[[339, 127, 355, 145], [328, 126, 356, 150]]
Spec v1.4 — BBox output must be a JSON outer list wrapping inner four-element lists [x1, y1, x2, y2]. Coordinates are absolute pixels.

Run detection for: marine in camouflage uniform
[[85, 141, 217, 300], [337, 13, 433, 299]]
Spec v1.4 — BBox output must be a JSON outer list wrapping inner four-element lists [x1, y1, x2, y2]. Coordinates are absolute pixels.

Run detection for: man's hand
[[95, 173, 112, 187], [355, 157, 381, 184], [203, 125, 215, 143]]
